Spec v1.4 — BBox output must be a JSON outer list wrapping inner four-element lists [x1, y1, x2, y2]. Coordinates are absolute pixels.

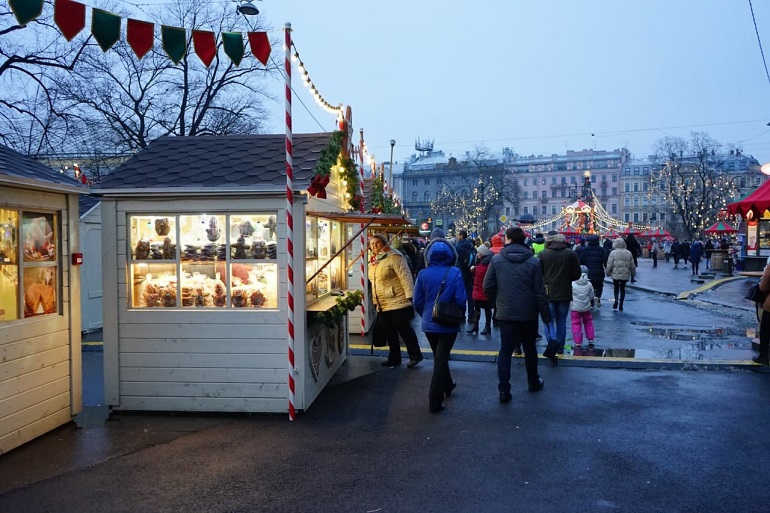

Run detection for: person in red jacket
[[468, 244, 494, 335]]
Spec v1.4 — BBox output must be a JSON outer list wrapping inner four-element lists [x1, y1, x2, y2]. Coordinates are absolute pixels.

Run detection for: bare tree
[[49, 0, 277, 153], [650, 132, 741, 239], [0, 1, 90, 152]]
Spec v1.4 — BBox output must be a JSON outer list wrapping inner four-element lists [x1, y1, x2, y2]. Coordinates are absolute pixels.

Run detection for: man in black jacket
[[484, 227, 551, 402], [455, 230, 476, 323], [579, 234, 608, 307], [538, 231, 582, 354]]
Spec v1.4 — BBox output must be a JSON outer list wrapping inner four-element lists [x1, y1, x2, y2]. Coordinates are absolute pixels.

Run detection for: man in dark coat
[[538, 231, 581, 353], [624, 233, 641, 282], [579, 234, 608, 307], [454, 229, 477, 323], [484, 227, 551, 402]]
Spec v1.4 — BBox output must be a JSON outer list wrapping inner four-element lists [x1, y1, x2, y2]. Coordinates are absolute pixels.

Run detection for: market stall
[[727, 182, 770, 271], [0, 144, 86, 454], [92, 133, 409, 415]]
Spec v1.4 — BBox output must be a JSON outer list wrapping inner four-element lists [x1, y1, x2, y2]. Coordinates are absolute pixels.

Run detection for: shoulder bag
[[431, 267, 465, 326], [745, 282, 767, 304]]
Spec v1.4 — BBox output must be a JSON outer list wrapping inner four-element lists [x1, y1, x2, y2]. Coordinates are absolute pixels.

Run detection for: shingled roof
[[0, 144, 86, 193], [94, 133, 333, 194]]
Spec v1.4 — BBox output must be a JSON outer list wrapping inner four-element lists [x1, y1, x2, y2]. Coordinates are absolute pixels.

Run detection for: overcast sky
[[136, 1, 770, 167]]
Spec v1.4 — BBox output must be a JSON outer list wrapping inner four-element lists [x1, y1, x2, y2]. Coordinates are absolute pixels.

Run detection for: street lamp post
[[389, 139, 395, 192]]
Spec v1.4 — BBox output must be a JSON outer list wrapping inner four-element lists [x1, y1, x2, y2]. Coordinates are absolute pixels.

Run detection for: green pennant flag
[[162, 25, 187, 64], [222, 32, 244, 67], [9, 0, 44, 26], [91, 9, 121, 52]]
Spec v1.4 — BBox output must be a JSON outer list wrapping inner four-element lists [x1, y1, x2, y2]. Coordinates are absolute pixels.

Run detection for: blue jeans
[[498, 319, 540, 393], [548, 301, 571, 352]]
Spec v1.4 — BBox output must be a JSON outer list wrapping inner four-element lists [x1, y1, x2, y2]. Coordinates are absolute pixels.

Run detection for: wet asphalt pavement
[[1, 256, 769, 512]]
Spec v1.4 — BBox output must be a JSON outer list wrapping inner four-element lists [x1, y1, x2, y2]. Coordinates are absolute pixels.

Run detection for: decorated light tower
[[581, 170, 595, 233]]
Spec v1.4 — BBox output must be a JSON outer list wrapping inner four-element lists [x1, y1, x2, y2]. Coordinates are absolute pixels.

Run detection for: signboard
[[499, 215, 508, 223], [418, 219, 432, 236]]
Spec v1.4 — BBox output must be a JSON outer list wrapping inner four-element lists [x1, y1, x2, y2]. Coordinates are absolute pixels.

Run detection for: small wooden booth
[[0, 144, 85, 454], [728, 182, 770, 271], [93, 133, 409, 414]]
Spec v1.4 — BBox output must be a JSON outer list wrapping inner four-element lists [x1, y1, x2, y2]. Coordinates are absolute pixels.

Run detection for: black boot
[[467, 322, 479, 334], [480, 324, 491, 335], [753, 355, 769, 365]]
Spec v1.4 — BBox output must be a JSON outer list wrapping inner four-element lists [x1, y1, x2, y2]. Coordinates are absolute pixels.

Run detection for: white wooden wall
[[0, 187, 81, 455], [102, 196, 309, 413]]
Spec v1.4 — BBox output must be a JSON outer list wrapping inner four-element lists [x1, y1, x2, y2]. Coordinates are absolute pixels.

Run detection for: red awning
[[727, 180, 770, 218], [703, 220, 737, 235]]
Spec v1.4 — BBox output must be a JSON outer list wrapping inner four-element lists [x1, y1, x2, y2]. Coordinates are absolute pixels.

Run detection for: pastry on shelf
[[155, 218, 170, 236], [134, 240, 151, 260]]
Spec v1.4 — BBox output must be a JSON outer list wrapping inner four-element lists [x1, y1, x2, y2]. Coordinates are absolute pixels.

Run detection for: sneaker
[[407, 355, 424, 368], [587, 341, 595, 350], [596, 298, 601, 307]]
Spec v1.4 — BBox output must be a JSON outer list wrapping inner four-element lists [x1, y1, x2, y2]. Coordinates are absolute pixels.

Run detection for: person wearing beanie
[[368, 233, 424, 368], [484, 227, 551, 402], [570, 265, 596, 351], [468, 244, 493, 335], [538, 232, 581, 357]]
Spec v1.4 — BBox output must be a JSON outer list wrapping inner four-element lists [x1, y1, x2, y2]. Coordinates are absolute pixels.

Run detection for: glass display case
[[305, 216, 344, 303], [128, 213, 278, 309], [0, 209, 19, 321], [0, 209, 59, 321]]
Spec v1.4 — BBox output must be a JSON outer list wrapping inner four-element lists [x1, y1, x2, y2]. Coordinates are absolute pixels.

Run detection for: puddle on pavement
[[560, 324, 756, 360], [75, 404, 111, 428]]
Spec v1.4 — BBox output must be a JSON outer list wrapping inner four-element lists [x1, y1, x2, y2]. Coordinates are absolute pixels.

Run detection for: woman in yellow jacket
[[369, 234, 424, 368]]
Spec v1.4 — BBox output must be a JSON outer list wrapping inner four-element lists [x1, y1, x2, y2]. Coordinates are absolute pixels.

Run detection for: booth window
[[0, 209, 59, 321], [128, 213, 278, 309], [305, 216, 343, 303]]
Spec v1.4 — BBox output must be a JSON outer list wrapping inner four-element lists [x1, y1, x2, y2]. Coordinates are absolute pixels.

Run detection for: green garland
[[312, 130, 361, 211], [371, 175, 398, 214], [313, 290, 364, 328]]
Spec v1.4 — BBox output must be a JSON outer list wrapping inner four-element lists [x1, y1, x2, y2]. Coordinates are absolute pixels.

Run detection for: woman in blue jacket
[[413, 237, 466, 413]]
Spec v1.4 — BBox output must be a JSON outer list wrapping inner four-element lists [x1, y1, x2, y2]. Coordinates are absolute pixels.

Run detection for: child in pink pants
[[571, 266, 596, 348]]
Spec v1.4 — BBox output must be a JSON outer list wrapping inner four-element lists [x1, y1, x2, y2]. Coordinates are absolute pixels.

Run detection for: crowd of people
[[367, 226, 749, 414]]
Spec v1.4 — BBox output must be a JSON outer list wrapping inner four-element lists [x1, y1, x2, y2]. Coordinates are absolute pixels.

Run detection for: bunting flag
[[162, 25, 187, 64], [248, 31, 271, 66], [192, 30, 217, 68], [54, 0, 85, 41], [91, 8, 121, 52], [9, 0, 43, 26], [222, 32, 244, 67], [127, 18, 154, 59]]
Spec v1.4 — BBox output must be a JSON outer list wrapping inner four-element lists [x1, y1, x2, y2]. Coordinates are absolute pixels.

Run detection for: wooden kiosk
[[0, 145, 86, 454], [93, 133, 409, 414]]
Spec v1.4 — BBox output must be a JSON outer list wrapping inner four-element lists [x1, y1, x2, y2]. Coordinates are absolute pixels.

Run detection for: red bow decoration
[[371, 206, 382, 214], [307, 174, 330, 198]]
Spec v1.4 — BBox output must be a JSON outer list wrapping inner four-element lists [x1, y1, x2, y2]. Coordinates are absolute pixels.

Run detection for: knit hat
[[370, 234, 388, 246], [476, 244, 491, 257], [580, 265, 588, 274], [430, 228, 445, 239]]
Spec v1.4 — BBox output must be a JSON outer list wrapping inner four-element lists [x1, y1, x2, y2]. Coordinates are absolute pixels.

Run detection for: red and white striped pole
[[358, 129, 366, 339], [284, 22, 296, 421]]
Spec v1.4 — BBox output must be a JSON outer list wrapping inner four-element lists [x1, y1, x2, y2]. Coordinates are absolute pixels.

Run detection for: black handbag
[[745, 282, 767, 304], [431, 268, 465, 326], [370, 313, 388, 347]]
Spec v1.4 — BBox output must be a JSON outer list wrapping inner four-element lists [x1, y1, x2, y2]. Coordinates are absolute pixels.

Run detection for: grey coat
[[483, 242, 551, 324], [606, 237, 636, 281]]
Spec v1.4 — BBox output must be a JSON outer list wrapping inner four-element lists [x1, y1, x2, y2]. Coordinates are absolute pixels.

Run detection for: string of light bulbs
[[290, 43, 342, 116]]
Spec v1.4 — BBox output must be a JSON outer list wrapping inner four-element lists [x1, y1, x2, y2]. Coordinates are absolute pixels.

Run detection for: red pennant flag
[[248, 32, 271, 66], [54, 0, 85, 41], [192, 30, 216, 67], [127, 18, 154, 60]]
